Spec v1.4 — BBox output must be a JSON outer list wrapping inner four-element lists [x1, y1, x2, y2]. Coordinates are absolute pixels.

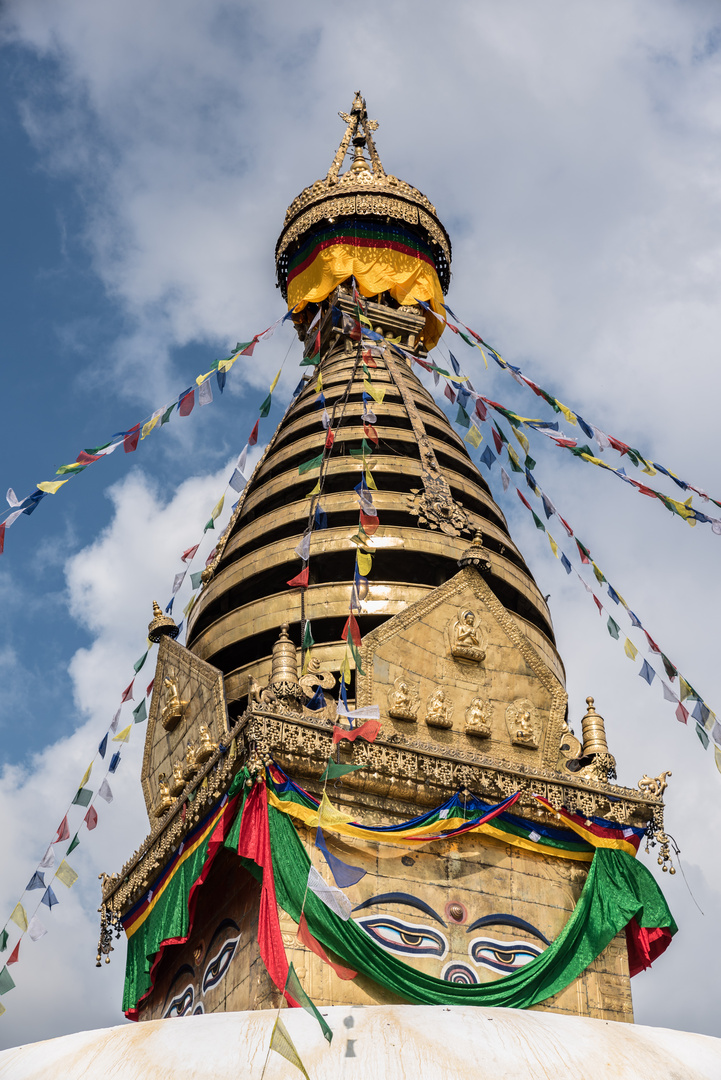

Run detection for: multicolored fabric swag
[[286, 219, 446, 348]]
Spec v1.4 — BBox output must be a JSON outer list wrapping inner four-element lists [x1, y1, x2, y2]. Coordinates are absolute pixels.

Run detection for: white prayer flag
[[237, 444, 249, 473], [662, 683, 679, 704], [500, 467, 510, 492], [98, 779, 114, 804], [199, 379, 213, 406], [4, 510, 22, 528], [28, 916, 47, 942], [294, 532, 311, 561], [335, 704, 380, 721], [6, 488, 20, 507], [321, 409, 331, 430], [307, 866, 352, 920], [229, 469, 246, 494], [39, 846, 55, 870], [109, 708, 121, 734], [172, 571, 186, 594]]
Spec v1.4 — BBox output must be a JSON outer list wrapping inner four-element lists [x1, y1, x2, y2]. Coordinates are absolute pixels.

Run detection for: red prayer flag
[[181, 543, 200, 563], [360, 510, 378, 536], [675, 702, 689, 725], [121, 680, 134, 703], [342, 614, 362, 647], [75, 451, 102, 464], [0, 523, 5, 556], [241, 337, 259, 356], [607, 435, 630, 456], [7, 941, 20, 965], [576, 540, 590, 564], [146, 678, 154, 697], [287, 566, 309, 588], [362, 349, 377, 368], [332, 719, 381, 745], [123, 425, 140, 453], [644, 631, 661, 654], [625, 917, 674, 977], [85, 806, 98, 831], [54, 815, 70, 843], [444, 382, 456, 405], [363, 422, 378, 445], [593, 595, 603, 616], [298, 913, 357, 980], [325, 430, 335, 450], [248, 420, 259, 446], [349, 321, 361, 342], [516, 490, 532, 511], [474, 398, 487, 421], [558, 514, 574, 537], [492, 429, 503, 454], [178, 390, 195, 417]]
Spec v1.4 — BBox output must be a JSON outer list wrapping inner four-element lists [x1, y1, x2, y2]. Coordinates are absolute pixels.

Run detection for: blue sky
[[1, 0, 721, 1049]]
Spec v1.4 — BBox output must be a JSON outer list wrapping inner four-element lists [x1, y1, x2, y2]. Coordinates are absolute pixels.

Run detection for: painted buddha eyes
[[165, 984, 194, 1018], [355, 916, 447, 958], [469, 937, 544, 974], [202, 936, 239, 993]]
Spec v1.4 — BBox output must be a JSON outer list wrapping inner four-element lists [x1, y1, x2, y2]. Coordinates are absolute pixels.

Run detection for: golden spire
[[327, 92, 384, 184], [580, 696, 609, 756], [147, 600, 179, 643]]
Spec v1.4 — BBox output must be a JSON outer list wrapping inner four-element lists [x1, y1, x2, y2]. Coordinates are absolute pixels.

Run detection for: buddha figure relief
[[161, 675, 189, 731], [195, 722, 218, 764], [153, 774, 174, 818], [465, 697, 491, 739], [388, 677, 420, 721], [169, 759, 186, 798], [184, 741, 200, 781], [425, 686, 453, 729], [506, 698, 539, 750], [450, 609, 486, 664]]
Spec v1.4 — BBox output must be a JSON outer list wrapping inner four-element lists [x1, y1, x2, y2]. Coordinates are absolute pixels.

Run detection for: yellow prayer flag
[[37, 479, 69, 494], [548, 534, 559, 558], [339, 651, 352, 683], [364, 469, 377, 490], [316, 792, 349, 828], [474, 343, 489, 369], [141, 410, 163, 439], [10, 904, 28, 932], [78, 763, 92, 789], [357, 550, 373, 577], [363, 379, 385, 404], [211, 495, 225, 521], [715, 744, 721, 775], [557, 402, 577, 426], [195, 371, 212, 387], [0, 1002, 5, 1017], [217, 355, 238, 373], [512, 427, 529, 454], [641, 463, 657, 476], [183, 594, 196, 618], [269, 369, 281, 393], [269, 1015, 310, 1080], [112, 723, 132, 743], [624, 638, 638, 661], [359, 314, 373, 328], [507, 446, 521, 469], [56, 860, 78, 889], [315, 371, 323, 392], [464, 424, 483, 449], [305, 480, 321, 498]]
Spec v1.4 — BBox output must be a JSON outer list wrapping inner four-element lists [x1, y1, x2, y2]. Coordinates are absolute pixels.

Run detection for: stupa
[[9, 93, 718, 1080]]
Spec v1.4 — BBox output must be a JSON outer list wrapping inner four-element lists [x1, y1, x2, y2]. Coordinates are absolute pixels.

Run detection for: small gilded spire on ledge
[[458, 530, 492, 574], [147, 600, 179, 643]]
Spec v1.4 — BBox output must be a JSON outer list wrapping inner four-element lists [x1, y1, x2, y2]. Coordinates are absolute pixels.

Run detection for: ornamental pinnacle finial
[[458, 530, 491, 573], [148, 600, 179, 643], [580, 696, 609, 756], [326, 91, 384, 185]]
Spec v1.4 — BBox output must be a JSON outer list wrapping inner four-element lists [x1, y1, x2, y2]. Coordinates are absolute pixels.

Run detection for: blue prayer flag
[[109, 752, 121, 773], [98, 734, 108, 759], [216, 368, 226, 395], [560, 554, 572, 575], [449, 352, 461, 376], [27, 871, 45, 891], [315, 827, 366, 888], [41, 886, 59, 910], [306, 686, 325, 711], [639, 660, 655, 686], [480, 446, 496, 469]]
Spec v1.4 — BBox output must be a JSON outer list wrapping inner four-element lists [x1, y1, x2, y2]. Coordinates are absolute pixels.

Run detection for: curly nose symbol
[[442, 962, 478, 985]]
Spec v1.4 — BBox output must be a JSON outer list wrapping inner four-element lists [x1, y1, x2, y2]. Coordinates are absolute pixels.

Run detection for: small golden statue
[[183, 741, 199, 782], [638, 771, 671, 798], [465, 697, 491, 738], [451, 609, 485, 663], [195, 722, 218, 764], [153, 774, 174, 818], [299, 656, 337, 699], [248, 675, 278, 708], [506, 698, 538, 749], [169, 760, 186, 798], [388, 677, 419, 721], [160, 676, 189, 731], [425, 686, 452, 729]]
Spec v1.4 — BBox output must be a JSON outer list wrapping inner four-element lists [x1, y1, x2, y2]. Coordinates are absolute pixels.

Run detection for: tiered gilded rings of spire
[[186, 295, 563, 716]]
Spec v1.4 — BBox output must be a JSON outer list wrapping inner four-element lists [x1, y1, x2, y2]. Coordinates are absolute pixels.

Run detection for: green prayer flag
[[607, 617, 620, 639], [348, 639, 365, 675], [259, 393, 272, 418], [84, 442, 111, 454], [455, 403, 471, 429], [524, 454, 537, 471], [300, 354, 321, 367], [133, 699, 148, 724], [67, 833, 80, 856], [302, 621, 314, 650], [0, 967, 15, 996], [320, 761, 365, 781], [696, 723, 710, 750], [190, 570, 204, 590], [203, 517, 215, 533], [299, 454, 324, 475], [55, 463, 86, 475], [531, 511, 545, 532], [507, 448, 523, 473], [0, 930, 7, 953], [161, 403, 175, 425], [72, 787, 93, 807], [286, 962, 332, 1043], [133, 651, 148, 674]]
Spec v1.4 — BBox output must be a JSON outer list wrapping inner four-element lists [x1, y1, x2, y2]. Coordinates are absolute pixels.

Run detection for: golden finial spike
[[148, 600, 179, 644], [581, 696, 609, 757], [326, 92, 383, 184]]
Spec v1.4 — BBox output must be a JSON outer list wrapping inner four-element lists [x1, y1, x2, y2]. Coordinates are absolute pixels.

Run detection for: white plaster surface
[[1, 1005, 720, 1079]]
